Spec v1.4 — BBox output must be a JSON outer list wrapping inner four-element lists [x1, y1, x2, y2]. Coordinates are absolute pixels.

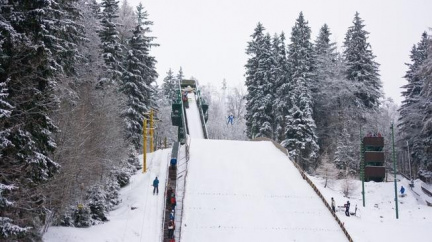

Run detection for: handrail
[[160, 153, 171, 242], [177, 79, 189, 143], [176, 136, 191, 241], [253, 137, 354, 242]]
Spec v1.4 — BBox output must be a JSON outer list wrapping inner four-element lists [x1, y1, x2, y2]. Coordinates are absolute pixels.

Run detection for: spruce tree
[[245, 23, 265, 138], [120, 3, 156, 151], [162, 69, 177, 102], [272, 33, 290, 142], [139, 6, 158, 110], [398, 32, 429, 170], [0, 1, 68, 239], [282, 12, 319, 170], [419, 36, 432, 174], [313, 24, 341, 158], [343, 12, 382, 110], [253, 33, 276, 138], [99, 0, 123, 84]]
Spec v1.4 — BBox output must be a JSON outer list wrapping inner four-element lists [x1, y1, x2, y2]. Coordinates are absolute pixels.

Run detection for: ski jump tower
[[363, 136, 385, 181], [170, 79, 209, 143]]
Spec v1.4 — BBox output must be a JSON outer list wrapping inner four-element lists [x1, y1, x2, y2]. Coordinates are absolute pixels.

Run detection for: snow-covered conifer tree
[[272, 33, 290, 142], [398, 32, 429, 168], [343, 12, 382, 110], [0, 1, 68, 239], [418, 36, 432, 176], [282, 12, 319, 170], [162, 69, 177, 103], [254, 33, 276, 138], [313, 24, 343, 160], [99, 0, 123, 83], [120, 3, 157, 151], [245, 23, 276, 139]]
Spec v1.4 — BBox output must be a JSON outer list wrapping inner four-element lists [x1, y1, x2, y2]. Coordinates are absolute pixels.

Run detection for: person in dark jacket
[[168, 219, 175, 239], [170, 194, 176, 210], [345, 201, 350, 216], [167, 187, 173, 203], [152, 177, 159, 195], [400, 185, 405, 195], [227, 114, 234, 125], [331, 197, 336, 213]]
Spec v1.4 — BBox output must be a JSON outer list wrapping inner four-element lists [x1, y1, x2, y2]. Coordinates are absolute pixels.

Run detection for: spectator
[[168, 219, 175, 239], [170, 194, 176, 210], [345, 201, 350, 217], [167, 187, 173, 204], [170, 158, 177, 170], [170, 210, 175, 220], [152, 177, 159, 195], [331, 197, 336, 213]]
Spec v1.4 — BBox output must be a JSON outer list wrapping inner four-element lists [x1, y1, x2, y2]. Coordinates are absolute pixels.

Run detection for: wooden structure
[[363, 137, 385, 181]]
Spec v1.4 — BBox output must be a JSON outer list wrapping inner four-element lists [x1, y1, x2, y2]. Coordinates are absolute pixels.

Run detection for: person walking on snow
[[227, 114, 234, 125], [345, 201, 350, 217], [331, 197, 335, 213], [152, 177, 159, 195]]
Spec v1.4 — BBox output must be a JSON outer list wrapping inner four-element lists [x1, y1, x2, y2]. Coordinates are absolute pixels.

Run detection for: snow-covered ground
[[43, 150, 170, 242], [310, 175, 432, 242], [44, 98, 432, 242], [43, 140, 432, 242], [181, 139, 347, 242]]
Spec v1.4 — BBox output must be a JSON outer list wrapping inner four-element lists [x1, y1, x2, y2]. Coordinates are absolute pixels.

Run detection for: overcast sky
[[127, 0, 431, 104]]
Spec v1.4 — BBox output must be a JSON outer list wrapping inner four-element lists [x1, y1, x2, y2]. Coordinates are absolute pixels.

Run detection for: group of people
[[152, 178, 178, 240], [331, 197, 354, 217], [166, 185, 177, 241]]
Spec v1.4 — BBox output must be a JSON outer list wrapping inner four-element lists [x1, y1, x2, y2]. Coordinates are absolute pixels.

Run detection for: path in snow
[[180, 139, 348, 242]]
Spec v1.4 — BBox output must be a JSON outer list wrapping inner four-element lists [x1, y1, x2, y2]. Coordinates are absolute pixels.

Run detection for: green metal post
[[360, 126, 365, 207], [391, 123, 399, 219]]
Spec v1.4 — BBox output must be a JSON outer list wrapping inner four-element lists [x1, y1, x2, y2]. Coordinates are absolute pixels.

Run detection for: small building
[[363, 136, 385, 182]]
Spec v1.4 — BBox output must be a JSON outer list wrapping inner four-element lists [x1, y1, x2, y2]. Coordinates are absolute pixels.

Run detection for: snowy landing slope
[[181, 139, 347, 242], [43, 149, 170, 242]]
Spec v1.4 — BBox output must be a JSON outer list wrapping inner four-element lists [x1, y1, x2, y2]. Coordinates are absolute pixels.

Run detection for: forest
[[0, 0, 431, 241]]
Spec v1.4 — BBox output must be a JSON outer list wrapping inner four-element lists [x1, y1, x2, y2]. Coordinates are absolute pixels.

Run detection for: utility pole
[[406, 140, 412, 181], [391, 123, 399, 219], [360, 126, 365, 207], [150, 109, 154, 152], [143, 118, 147, 173]]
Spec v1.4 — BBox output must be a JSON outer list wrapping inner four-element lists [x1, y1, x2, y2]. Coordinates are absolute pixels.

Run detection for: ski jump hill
[[179, 94, 348, 241]]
